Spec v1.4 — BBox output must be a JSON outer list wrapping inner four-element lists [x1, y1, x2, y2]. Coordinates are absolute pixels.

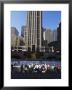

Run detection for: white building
[[43, 29, 57, 44], [11, 27, 19, 48]]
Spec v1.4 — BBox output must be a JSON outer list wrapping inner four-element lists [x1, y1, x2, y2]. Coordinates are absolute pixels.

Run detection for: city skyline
[[11, 11, 61, 35]]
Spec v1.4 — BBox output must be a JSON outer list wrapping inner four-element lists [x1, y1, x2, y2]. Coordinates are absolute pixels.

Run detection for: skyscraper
[[26, 11, 43, 51], [21, 26, 26, 37], [11, 27, 19, 48], [53, 30, 57, 41], [43, 29, 57, 45], [44, 29, 53, 44]]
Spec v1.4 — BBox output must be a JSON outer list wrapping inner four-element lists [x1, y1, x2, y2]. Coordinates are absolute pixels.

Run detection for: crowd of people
[[11, 63, 61, 74]]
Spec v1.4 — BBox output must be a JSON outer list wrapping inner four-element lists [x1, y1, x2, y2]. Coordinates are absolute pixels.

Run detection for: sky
[[11, 11, 61, 35]]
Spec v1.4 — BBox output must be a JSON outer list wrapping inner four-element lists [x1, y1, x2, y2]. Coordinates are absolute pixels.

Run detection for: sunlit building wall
[[11, 27, 19, 48], [26, 11, 43, 51]]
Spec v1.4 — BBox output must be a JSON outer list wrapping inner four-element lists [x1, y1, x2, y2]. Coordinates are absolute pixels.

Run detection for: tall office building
[[21, 26, 24, 37], [21, 26, 27, 37], [21, 25, 28, 46], [26, 11, 43, 51], [44, 29, 57, 44], [53, 30, 57, 41], [11, 27, 19, 48], [44, 29, 53, 44]]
